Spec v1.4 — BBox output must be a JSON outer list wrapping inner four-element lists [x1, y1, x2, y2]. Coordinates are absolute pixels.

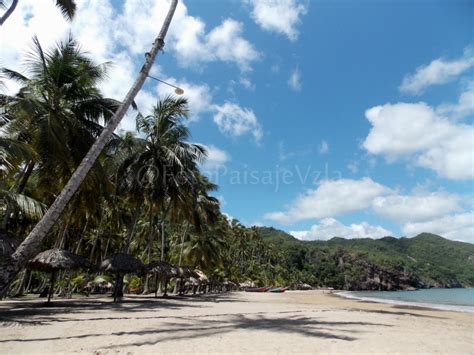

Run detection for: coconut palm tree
[[121, 97, 205, 293], [0, 1, 178, 295], [0, 36, 117, 234]]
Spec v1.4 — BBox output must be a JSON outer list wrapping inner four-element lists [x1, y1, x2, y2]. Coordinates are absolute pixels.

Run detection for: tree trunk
[[142, 206, 155, 294], [0, 0, 18, 26], [174, 222, 188, 294], [48, 271, 56, 304], [123, 207, 140, 253], [178, 222, 189, 267], [74, 218, 89, 254], [0, 0, 179, 296]]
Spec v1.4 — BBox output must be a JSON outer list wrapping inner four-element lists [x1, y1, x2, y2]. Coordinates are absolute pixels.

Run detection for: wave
[[336, 291, 474, 313]]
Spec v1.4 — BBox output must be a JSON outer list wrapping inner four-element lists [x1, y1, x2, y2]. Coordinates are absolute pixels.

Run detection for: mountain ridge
[[254, 227, 474, 290]]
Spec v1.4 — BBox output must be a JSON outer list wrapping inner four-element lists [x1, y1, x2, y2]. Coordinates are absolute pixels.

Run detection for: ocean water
[[340, 288, 474, 313]]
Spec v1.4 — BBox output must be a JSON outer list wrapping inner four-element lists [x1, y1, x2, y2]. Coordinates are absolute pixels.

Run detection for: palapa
[[194, 269, 209, 284], [147, 260, 176, 278], [27, 249, 91, 303], [28, 249, 91, 273], [99, 254, 145, 302], [99, 253, 145, 274], [147, 260, 178, 297]]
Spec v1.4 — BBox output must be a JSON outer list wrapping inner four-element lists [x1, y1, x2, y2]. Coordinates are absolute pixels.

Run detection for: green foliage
[[255, 228, 474, 289]]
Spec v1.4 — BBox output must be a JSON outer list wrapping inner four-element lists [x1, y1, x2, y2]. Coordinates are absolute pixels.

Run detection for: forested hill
[[256, 227, 474, 290]]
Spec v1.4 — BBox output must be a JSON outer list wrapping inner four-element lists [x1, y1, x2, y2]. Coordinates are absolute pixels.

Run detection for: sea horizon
[[338, 288, 474, 313]]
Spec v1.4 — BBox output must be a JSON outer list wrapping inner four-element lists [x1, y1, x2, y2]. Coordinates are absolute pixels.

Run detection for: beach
[[0, 290, 472, 354]]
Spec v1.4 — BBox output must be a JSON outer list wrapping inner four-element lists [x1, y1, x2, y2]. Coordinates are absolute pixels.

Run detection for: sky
[[1, 0, 473, 242]]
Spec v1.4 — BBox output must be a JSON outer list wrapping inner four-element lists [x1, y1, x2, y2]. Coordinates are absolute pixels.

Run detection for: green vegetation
[[1, 36, 472, 296], [256, 228, 474, 290]]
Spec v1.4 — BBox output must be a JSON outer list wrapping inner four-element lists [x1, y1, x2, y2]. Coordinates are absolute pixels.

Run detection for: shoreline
[[335, 290, 474, 313], [0, 290, 472, 354]]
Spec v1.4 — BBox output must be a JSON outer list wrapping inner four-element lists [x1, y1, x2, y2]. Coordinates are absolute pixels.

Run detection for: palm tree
[[0, 0, 178, 295], [1, 0, 77, 26], [122, 97, 205, 293], [1, 36, 117, 230]]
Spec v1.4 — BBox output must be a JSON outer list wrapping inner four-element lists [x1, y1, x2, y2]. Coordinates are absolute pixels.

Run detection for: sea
[[339, 288, 474, 313]]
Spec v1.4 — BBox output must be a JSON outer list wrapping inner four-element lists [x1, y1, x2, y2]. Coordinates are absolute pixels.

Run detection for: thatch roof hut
[[99, 253, 145, 274], [176, 266, 199, 279], [28, 249, 91, 273], [27, 249, 91, 303], [147, 260, 177, 278], [99, 254, 145, 302], [194, 269, 209, 284]]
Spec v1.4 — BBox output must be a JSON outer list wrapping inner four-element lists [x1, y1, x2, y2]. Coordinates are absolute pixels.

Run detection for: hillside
[[255, 227, 474, 290]]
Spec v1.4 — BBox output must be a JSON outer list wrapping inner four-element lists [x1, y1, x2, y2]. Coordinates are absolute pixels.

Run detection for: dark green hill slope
[[255, 227, 474, 290]]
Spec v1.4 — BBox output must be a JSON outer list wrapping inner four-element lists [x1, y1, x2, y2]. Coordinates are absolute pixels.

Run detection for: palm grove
[[0, 35, 292, 297]]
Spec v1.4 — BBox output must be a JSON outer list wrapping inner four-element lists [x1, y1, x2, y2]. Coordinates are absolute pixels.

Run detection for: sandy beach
[[0, 290, 472, 354]]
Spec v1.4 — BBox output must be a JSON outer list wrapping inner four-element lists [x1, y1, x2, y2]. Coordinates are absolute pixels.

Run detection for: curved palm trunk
[[0, 0, 18, 26], [0, 0, 178, 296]]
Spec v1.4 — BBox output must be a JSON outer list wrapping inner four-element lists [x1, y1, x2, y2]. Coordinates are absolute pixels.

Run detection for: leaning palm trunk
[[0, 0, 179, 296]]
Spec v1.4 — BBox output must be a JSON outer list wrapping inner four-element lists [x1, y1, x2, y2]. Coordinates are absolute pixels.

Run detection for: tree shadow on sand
[[0, 309, 394, 346], [0, 293, 245, 327]]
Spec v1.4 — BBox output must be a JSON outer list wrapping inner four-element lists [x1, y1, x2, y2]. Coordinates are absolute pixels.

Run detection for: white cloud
[[399, 47, 474, 95], [155, 77, 213, 121], [264, 178, 391, 224], [436, 81, 474, 120], [213, 102, 263, 142], [246, 0, 308, 41], [372, 191, 460, 224], [318, 140, 329, 154], [290, 218, 392, 241], [116, 1, 260, 71], [200, 144, 230, 172], [363, 102, 474, 180], [347, 161, 359, 174], [288, 67, 302, 91], [403, 212, 474, 243], [239, 77, 256, 91]]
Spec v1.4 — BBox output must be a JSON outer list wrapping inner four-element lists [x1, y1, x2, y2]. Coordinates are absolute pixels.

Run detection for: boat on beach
[[244, 286, 272, 292], [268, 287, 287, 293]]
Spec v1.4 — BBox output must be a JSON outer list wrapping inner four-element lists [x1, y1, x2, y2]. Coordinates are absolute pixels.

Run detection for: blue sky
[[2, 0, 473, 242]]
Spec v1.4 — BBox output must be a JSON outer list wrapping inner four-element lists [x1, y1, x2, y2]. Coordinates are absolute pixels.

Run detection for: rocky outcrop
[[336, 253, 421, 291]]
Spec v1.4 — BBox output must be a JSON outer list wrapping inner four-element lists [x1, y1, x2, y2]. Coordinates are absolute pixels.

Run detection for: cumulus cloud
[[213, 103, 263, 142], [290, 218, 393, 241], [200, 144, 230, 172], [403, 212, 474, 243], [264, 178, 391, 224], [155, 77, 213, 121], [363, 102, 474, 180], [318, 140, 329, 154], [399, 47, 474, 95], [288, 67, 302, 91], [116, 1, 260, 71], [372, 191, 460, 224], [436, 81, 474, 120], [246, 0, 308, 41]]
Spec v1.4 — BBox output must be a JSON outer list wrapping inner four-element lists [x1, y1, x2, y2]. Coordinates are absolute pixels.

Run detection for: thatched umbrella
[[147, 261, 178, 297], [27, 249, 91, 303], [194, 269, 209, 283], [99, 253, 145, 302], [174, 266, 200, 295]]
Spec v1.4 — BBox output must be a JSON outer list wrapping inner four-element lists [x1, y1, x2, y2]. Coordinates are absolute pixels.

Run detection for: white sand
[[0, 290, 472, 354]]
